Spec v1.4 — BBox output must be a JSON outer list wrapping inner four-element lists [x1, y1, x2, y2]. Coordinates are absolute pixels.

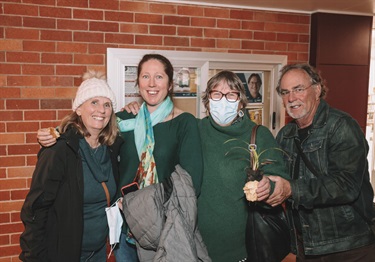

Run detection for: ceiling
[[157, 0, 375, 17]]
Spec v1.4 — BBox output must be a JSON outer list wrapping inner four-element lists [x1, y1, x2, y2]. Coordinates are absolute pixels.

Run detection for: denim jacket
[[276, 99, 375, 256]]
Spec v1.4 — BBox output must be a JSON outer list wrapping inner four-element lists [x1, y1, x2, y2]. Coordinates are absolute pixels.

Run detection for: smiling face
[[75, 97, 113, 136], [138, 59, 172, 113], [280, 69, 321, 128], [248, 75, 260, 97]]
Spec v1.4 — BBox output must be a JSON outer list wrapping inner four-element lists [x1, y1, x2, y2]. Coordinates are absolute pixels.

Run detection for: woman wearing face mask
[[197, 70, 289, 262]]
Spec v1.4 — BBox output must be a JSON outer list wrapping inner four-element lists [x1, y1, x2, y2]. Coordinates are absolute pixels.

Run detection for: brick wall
[[0, 0, 310, 261]]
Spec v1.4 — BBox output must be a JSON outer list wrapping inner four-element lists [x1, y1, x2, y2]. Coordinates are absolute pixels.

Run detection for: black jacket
[[19, 127, 123, 262]]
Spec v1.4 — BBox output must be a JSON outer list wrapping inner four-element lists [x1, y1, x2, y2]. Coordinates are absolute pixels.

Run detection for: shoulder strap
[[251, 125, 261, 145], [101, 182, 110, 207]]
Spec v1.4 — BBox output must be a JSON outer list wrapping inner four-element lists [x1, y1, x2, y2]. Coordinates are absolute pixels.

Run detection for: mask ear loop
[[238, 110, 244, 118]]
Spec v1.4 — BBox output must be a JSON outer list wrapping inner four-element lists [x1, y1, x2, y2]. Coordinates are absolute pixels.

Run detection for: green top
[[197, 115, 289, 262], [116, 111, 203, 196]]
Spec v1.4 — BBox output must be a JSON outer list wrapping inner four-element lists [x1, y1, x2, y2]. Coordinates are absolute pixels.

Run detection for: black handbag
[[245, 125, 291, 262]]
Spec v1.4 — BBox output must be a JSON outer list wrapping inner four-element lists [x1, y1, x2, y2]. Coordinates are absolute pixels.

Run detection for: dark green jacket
[[277, 99, 375, 256]]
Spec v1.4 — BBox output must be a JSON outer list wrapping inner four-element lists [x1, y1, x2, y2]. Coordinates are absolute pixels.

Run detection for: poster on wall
[[235, 71, 264, 103], [247, 107, 263, 125]]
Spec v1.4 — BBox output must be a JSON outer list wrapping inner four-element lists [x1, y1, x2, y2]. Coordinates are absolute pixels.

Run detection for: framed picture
[[247, 107, 263, 125], [235, 71, 264, 103]]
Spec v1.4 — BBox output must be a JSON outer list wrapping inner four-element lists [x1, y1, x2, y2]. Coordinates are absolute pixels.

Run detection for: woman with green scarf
[[114, 54, 203, 261]]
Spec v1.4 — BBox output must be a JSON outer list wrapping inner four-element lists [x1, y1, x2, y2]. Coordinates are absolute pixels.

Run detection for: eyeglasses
[[209, 91, 240, 103], [279, 84, 315, 97]]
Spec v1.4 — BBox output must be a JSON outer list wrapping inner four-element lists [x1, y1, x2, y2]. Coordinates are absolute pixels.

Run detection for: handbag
[[245, 125, 291, 262]]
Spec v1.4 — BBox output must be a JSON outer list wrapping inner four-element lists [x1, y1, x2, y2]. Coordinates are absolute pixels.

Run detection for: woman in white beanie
[[20, 71, 123, 262], [36, 55, 204, 262]]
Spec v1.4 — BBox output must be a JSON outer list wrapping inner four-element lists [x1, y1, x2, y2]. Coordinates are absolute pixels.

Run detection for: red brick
[[41, 99, 71, 109], [0, 213, 10, 224], [56, 65, 87, 76], [0, 222, 23, 235], [57, 19, 88, 31], [105, 33, 134, 44], [204, 7, 229, 18], [0, 133, 24, 145], [23, 64, 55, 75], [0, 244, 21, 257], [23, 41, 56, 52], [135, 13, 163, 24], [105, 11, 134, 23], [254, 12, 279, 22], [58, 0, 88, 8], [0, 156, 26, 167], [24, 110, 57, 121], [288, 42, 308, 52], [0, 87, 21, 98], [74, 31, 104, 43], [0, 39, 23, 51], [265, 42, 288, 51], [7, 122, 39, 132], [24, 0, 55, 4], [217, 39, 241, 49], [41, 76, 74, 87], [11, 213, 22, 223], [230, 30, 252, 40], [11, 188, 32, 200], [27, 155, 38, 166], [120, 23, 148, 34], [242, 21, 265, 31], [299, 34, 310, 43], [150, 2, 176, 14], [23, 17, 56, 29], [217, 19, 241, 29], [265, 22, 309, 34], [90, 0, 118, 10], [3, 3, 38, 16], [8, 76, 41, 87], [135, 35, 162, 45], [55, 87, 76, 98], [242, 40, 265, 50], [254, 31, 276, 41], [5, 28, 39, 40], [88, 44, 117, 54], [277, 33, 299, 42], [0, 111, 22, 121], [191, 38, 215, 48], [178, 27, 202, 37], [120, 1, 148, 12], [178, 5, 203, 16], [73, 9, 103, 20], [164, 15, 190, 26], [6, 52, 40, 63], [0, 64, 21, 74], [40, 6, 72, 18], [41, 53, 72, 64], [6, 99, 39, 110], [191, 17, 215, 28], [0, 236, 9, 247], [90, 21, 119, 32], [74, 54, 104, 65], [204, 28, 229, 38], [164, 36, 189, 47], [8, 144, 40, 155], [0, 15, 22, 27], [230, 9, 254, 20], [57, 42, 87, 53], [40, 30, 72, 41], [150, 25, 176, 35], [8, 167, 34, 179]]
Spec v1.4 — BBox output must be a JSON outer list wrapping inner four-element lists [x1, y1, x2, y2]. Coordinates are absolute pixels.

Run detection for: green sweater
[[197, 115, 289, 262], [116, 111, 203, 196]]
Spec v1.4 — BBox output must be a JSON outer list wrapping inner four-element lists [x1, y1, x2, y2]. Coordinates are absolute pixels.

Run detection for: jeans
[[80, 244, 107, 262], [114, 232, 139, 262]]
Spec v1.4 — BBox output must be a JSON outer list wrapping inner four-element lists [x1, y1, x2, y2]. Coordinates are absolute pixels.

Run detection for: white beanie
[[72, 74, 117, 111]]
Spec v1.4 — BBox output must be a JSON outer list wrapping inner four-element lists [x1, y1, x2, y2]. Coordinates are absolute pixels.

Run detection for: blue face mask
[[209, 98, 240, 126]]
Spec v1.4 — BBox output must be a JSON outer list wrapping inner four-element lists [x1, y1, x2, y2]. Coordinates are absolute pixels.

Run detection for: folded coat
[[122, 165, 211, 262]]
